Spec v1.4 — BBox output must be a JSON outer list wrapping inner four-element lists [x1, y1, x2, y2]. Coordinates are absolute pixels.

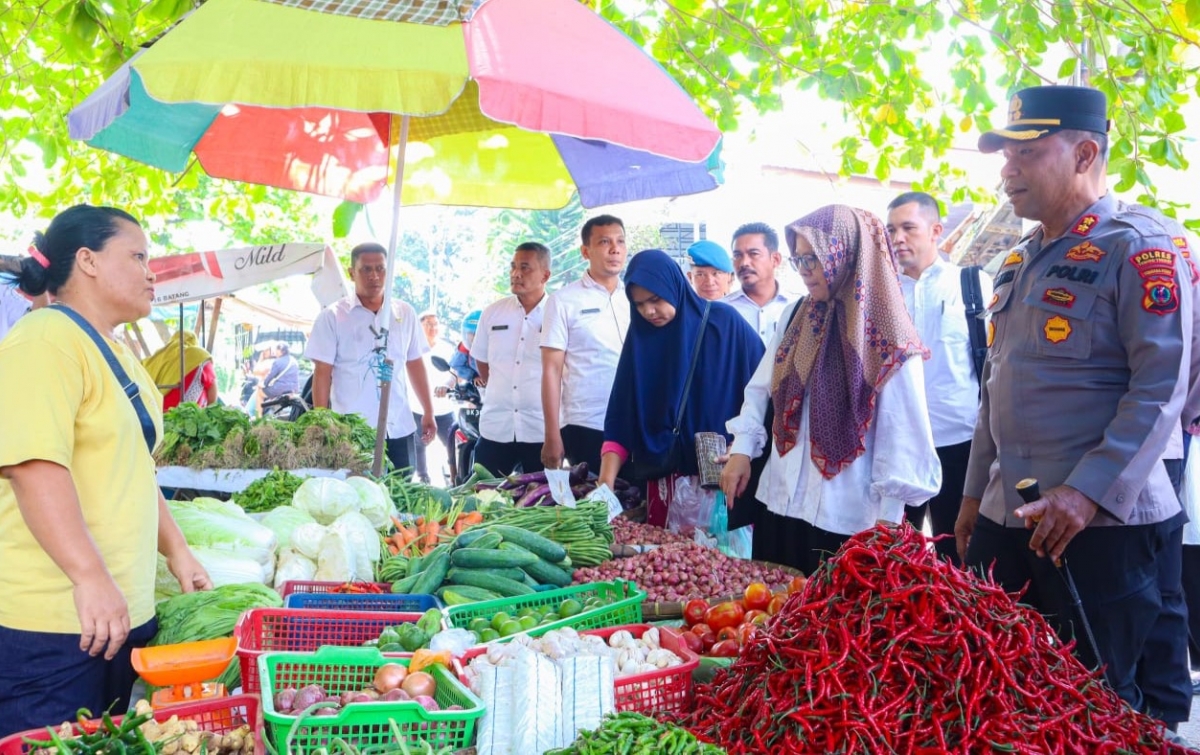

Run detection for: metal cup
[[694, 432, 728, 489]]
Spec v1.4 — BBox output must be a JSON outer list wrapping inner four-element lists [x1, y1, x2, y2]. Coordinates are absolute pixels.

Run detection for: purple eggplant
[[568, 462, 590, 485], [612, 477, 631, 492], [518, 483, 552, 506]]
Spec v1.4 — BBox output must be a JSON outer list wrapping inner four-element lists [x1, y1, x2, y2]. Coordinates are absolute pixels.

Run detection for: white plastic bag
[[558, 656, 615, 744], [1183, 447, 1200, 546]]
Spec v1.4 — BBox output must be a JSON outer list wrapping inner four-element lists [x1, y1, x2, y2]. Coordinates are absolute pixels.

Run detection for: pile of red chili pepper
[[681, 524, 1191, 754], [335, 582, 387, 594]]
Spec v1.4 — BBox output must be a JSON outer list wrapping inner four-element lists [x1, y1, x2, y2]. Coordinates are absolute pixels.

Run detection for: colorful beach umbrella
[[68, 0, 724, 473]]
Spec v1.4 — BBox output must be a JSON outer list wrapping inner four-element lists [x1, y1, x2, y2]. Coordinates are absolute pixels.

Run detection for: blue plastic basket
[[283, 592, 443, 612]]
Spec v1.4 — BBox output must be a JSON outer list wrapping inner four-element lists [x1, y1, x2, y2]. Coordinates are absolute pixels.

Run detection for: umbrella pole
[[178, 302, 186, 395], [371, 114, 412, 478]]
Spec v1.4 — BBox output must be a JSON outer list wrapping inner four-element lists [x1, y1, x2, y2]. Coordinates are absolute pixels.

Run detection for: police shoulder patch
[[1172, 237, 1200, 284], [1129, 248, 1179, 316]]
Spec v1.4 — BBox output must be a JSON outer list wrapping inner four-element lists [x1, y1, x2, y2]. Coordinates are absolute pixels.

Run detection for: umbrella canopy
[[68, 0, 723, 208]]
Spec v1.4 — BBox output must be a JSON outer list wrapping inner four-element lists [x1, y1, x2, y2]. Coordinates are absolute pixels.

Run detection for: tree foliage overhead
[[2, 0, 1199, 237]]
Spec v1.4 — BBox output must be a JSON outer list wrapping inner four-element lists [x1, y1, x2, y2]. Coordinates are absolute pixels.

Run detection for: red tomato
[[787, 576, 807, 595], [716, 626, 739, 643], [743, 582, 771, 611], [698, 632, 717, 652], [680, 631, 704, 654], [743, 609, 768, 626], [704, 601, 746, 632], [690, 623, 713, 637], [709, 639, 740, 658], [737, 623, 757, 646], [683, 599, 709, 627], [767, 593, 787, 616]]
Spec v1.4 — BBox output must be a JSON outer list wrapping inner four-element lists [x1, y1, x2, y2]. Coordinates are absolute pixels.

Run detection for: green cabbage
[[176, 497, 250, 519], [260, 505, 317, 550], [345, 476, 396, 529], [169, 502, 277, 553], [292, 477, 359, 525]]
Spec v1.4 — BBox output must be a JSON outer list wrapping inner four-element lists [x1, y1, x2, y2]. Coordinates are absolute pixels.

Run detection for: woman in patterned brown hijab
[[720, 205, 942, 573]]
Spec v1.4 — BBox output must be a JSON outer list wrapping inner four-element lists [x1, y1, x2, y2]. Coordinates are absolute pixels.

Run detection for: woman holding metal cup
[[719, 205, 942, 573]]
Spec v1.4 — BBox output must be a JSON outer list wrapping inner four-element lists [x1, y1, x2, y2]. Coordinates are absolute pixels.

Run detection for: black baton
[[1016, 478, 1106, 677]]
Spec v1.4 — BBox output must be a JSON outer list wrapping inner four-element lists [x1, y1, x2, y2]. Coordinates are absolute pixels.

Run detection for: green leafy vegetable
[[233, 468, 306, 513]]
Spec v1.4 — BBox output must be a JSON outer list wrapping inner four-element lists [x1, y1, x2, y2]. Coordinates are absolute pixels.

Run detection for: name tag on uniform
[[491, 325, 509, 331], [580, 307, 601, 314]]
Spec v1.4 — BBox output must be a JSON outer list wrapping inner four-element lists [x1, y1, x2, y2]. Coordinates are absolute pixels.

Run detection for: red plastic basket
[[0, 694, 261, 755], [457, 624, 698, 715], [235, 608, 440, 695], [277, 580, 391, 597]]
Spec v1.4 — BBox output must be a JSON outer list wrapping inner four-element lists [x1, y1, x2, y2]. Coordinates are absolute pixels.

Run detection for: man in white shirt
[[541, 215, 631, 473], [724, 222, 791, 344], [887, 191, 991, 564], [306, 242, 436, 473], [472, 242, 553, 476], [410, 311, 457, 484]]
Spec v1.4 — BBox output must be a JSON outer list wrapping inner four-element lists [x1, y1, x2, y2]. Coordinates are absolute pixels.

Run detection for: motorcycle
[[261, 392, 309, 422], [431, 355, 481, 486]]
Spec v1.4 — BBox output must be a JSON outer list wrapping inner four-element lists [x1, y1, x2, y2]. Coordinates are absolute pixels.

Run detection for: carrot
[[387, 543, 399, 556], [421, 520, 440, 552]]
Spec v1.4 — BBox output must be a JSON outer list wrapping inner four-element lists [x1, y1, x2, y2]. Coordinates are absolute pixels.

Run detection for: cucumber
[[391, 571, 423, 594], [437, 585, 503, 605], [452, 527, 493, 550], [410, 550, 451, 595], [447, 566, 527, 584], [443, 568, 535, 597], [464, 532, 504, 551], [490, 525, 568, 562], [451, 547, 538, 569], [520, 571, 540, 589], [521, 558, 573, 588], [408, 543, 450, 576]]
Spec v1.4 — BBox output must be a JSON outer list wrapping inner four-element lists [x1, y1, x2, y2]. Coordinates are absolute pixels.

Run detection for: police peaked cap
[[979, 85, 1110, 154]]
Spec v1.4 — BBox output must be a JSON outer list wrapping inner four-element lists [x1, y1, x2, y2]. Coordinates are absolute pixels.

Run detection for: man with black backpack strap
[[887, 191, 992, 564]]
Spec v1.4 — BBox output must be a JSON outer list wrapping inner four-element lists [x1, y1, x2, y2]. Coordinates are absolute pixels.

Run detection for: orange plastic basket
[[234, 608, 439, 694], [0, 694, 260, 755]]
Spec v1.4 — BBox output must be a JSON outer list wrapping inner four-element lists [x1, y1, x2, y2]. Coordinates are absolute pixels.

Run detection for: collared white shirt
[[900, 257, 993, 447], [728, 301, 942, 536], [723, 284, 791, 345], [305, 295, 428, 439], [408, 338, 456, 418], [472, 294, 547, 443], [540, 273, 630, 431]]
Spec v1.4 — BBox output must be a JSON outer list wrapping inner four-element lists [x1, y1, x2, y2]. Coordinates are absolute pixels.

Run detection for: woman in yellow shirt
[[0, 205, 211, 736]]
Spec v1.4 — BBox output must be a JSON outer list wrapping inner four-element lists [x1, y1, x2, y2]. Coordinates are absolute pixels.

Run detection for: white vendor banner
[[149, 243, 348, 308]]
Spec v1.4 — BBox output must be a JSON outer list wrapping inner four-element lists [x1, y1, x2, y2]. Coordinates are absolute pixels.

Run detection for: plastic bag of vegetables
[[330, 510, 381, 581]]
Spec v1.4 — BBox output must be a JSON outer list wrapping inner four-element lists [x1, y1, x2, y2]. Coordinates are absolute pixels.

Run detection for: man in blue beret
[[686, 239, 734, 301], [956, 84, 1194, 736]]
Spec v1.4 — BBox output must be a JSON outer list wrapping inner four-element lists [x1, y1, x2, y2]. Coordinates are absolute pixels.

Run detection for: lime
[[479, 628, 500, 643], [490, 612, 511, 632], [499, 619, 523, 637], [518, 615, 539, 631], [517, 607, 535, 618], [541, 612, 560, 624], [558, 599, 583, 618], [468, 617, 490, 634]]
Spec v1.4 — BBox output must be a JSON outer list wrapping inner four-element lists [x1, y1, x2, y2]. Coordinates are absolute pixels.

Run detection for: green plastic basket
[[259, 646, 484, 754], [445, 580, 644, 641]]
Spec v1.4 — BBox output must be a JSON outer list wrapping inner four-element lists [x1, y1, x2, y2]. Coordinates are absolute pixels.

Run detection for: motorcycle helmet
[[462, 310, 482, 348]]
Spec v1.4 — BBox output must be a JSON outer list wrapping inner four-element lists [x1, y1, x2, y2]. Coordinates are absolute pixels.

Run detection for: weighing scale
[[131, 637, 238, 708]]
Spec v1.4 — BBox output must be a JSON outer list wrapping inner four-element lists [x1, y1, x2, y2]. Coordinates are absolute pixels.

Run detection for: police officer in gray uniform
[[954, 85, 1194, 731]]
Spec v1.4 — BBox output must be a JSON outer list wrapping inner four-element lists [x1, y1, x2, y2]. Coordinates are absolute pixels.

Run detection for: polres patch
[[1129, 248, 1179, 316]]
